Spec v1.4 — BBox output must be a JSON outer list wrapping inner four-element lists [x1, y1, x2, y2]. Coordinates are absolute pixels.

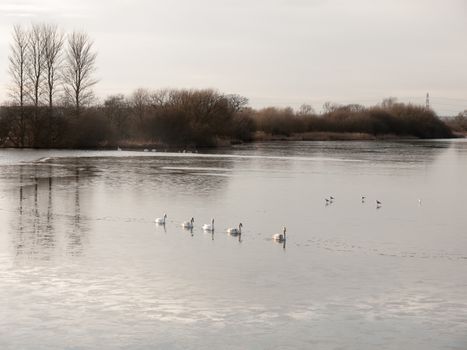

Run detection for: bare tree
[[8, 25, 29, 146], [381, 97, 398, 110], [63, 31, 97, 114], [297, 103, 315, 116], [131, 88, 151, 122], [8, 25, 29, 107], [225, 94, 249, 113], [43, 24, 64, 108], [27, 23, 46, 107], [149, 89, 169, 108], [322, 101, 341, 114], [104, 94, 130, 137]]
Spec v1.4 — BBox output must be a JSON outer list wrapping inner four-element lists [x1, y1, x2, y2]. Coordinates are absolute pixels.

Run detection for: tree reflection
[[66, 167, 84, 256], [11, 163, 91, 261], [14, 166, 55, 260]]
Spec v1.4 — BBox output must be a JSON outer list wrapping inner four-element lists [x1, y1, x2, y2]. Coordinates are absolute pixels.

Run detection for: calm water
[[0, 141, 466, 350]]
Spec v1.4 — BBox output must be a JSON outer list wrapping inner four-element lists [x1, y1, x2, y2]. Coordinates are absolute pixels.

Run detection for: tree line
[[4, 23, 97, 147], [8, 24, 97, 112], [0, 23, 461, 149]]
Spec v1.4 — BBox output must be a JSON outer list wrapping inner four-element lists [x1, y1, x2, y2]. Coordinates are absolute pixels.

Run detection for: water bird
[[227, 223, 243, 236], [182, 217, 194, 229], [202, 218, 215, 232], [418, 199, 422, 205], [376, 200, 382, 208], [273, 227, 287, 242], [361, 196, 366, 202], [325, 198, 330, 205], [155, 213, 167, 225]]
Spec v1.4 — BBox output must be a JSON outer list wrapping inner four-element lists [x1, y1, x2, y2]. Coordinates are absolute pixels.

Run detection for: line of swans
[[154, 195, 423, 243], [154, 214, 286, 243]]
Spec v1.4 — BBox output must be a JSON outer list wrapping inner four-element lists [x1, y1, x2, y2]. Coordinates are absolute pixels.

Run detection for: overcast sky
[[0, 0, 466, 114]]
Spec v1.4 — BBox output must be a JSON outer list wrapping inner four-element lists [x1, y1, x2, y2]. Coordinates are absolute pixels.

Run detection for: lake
[[0, 140, 466, 350]]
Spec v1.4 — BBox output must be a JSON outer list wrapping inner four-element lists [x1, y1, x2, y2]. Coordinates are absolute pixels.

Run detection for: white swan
[[155, 213, 167, 225], [202, 218, 215, 232], [182, 217, 194, 229], [227, 223, 242, 236], [273, 227, 286, 242]]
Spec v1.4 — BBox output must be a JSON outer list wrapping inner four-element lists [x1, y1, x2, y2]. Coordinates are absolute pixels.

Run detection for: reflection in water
[[16, 166, 24, 257], [46, 170, 53, 236], [67, 167, 83, 256], [183, 226, 193, 236], [10, 164, 91, 261], [157, 222, 167, 234]]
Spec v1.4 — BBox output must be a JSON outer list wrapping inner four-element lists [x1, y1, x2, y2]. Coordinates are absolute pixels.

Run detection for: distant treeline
[[0, 89, 252, 148], [254, 100, 455, 140], [444, 112, 467, 135], [1, 23, 462, 148], [0, 90, 460, 148]]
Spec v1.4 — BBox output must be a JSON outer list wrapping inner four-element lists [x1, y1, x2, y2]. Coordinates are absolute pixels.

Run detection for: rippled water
[[0, 141, 466, 350]]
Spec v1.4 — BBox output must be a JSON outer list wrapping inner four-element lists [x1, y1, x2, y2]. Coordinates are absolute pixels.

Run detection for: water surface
[[0, 141, 466, 349]]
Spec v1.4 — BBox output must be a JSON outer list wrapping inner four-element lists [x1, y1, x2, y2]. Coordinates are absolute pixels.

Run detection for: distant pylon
[[426, 93, 430, 109]]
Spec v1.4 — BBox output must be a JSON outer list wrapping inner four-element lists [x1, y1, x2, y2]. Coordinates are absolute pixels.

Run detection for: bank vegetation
[[0, 23, 458, 149]]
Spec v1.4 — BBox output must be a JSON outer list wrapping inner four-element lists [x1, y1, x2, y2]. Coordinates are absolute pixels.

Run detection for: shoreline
[[252, 131, 414, 142], [0, 132, 464, 152]]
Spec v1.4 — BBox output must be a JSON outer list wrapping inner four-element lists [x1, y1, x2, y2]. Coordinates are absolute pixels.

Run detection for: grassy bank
[[252, 131, 420, 142]]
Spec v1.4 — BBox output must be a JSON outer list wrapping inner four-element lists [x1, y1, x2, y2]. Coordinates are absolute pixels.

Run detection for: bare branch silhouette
[[8, 25, 29, 146], [27, 23, 46, 107], [63, 31, 97, 114], [43, 24, 64, 109], [8, 25, 28, 108]]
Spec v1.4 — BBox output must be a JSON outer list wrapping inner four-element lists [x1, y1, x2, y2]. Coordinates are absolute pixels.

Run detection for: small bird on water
[[273, 227, 286, 242]]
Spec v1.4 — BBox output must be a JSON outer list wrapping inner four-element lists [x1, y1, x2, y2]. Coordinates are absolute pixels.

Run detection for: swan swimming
[[273, 227, 287, 242], [227, 223, 243, 236], [182, 217, 195, 229], [202, 218, 215, 232], [155, 213, 167, 225]]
